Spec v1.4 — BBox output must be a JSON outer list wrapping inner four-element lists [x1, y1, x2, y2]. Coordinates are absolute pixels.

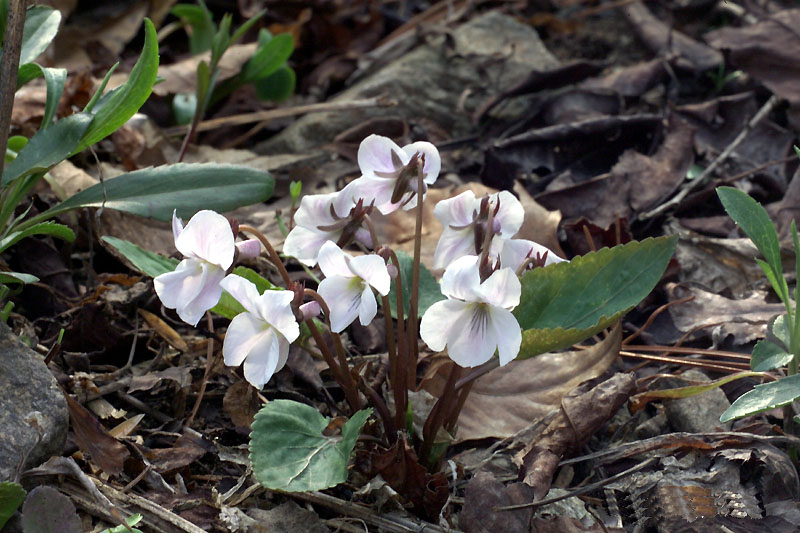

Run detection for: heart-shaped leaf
[[250, 399, 371, 491], [720, 373, 800, 422], [514, 236, 677, 357]]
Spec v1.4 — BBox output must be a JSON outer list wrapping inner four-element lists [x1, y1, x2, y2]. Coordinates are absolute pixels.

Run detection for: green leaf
[[230, 10, 265, 45], [242, 33, 294, 83], [0, 272, 38, 285], [21, 486, 82, 533], [101, 513, 143, 533], [74, 18, 159, 153], [101, 236, 178, 277], [250, 400, 371, 492], [769, 314, 791, 351], [36, 66, 66, 127], [171, 4, 215, 54], [0, 221, 75, 254], [83, 62, 118, 114], [717, 187, 787, 301], [720, 373, 800, 422], [515, 236, 677, 358], [33, 163, 275, 225], [750, 340, 793, 372], [254, 65, 295, 102], [386, 250, 445, 319], [2, 113, 92, 186], [0, 481, 25, 529], [18, 6, 60, 65], [211, 266, 275, 319]]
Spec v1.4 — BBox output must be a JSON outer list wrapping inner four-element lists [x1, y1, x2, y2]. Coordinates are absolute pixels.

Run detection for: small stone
[[0, 323, 68, 481], [661, 369, 732, 433]]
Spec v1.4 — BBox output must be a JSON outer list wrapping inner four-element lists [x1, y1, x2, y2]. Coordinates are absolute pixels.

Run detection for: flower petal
[[179, 264, 226, 325], [154, 259, 224, 326], [172, 210, 184, 241], [341, 176, 397, 214], [235, 238, 261, 260], [349, 254, 390, 295], [439, 255, 482, 301], [242, 328, 283, 388], [433, 227, 477, 270], [358, 284, 378, 326], [220, 274, 262, 316], [403, 141, 441, 184], [175, 210, 235, 269], [480, 267, 521, 309], [318, 241, 354, 279], [318, 275, 362, 333], [358, 134, 407, 175], [500, 238, 565, 272], [283, 226, 338, 267], [446, 303, 498, 368], [433, 190, 477, 228], [223, 312, 266, 367], [254, 289, 299, 342], [294, 193, 341, 229], [492, 191, 524, 238], [419, 299, 469, 352], [489, 306, 522, 366]]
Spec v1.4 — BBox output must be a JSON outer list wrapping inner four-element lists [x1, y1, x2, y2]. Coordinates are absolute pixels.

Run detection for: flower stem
[[406, 166, 425, 387], [389, 249, 409, 431], [420, 362, 462, 466], [238, 225, 293, 288]]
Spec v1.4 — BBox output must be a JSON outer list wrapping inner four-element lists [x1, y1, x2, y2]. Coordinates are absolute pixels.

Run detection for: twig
[[495, 457, 658, 511], [164, 96, 396, 136], [640, 95, 782, 220], [0, 0, 27, 179]]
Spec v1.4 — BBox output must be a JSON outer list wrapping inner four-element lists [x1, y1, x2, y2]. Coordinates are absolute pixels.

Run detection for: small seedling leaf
[[0, 481, 25, 529], [750, 340, 793, 372], [720, 373, 800, 422]]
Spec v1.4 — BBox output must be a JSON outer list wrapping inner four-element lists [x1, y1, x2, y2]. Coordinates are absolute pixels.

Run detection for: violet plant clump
[[141, 133, 677, 496]]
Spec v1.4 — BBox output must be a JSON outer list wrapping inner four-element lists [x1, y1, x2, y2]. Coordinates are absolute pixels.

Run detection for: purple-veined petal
[[283, 226, 338, 267], [349, 254, 390, 295], [357, 283, 377, 326], [419, 299, 469, 352], [403, 141, 441, 184], [223, 312, 267, 367], [358, 134, 407, 176], [318, 275, 363, 333], [175, 210, 235, 269], [318, 241, 354, 279], [490, 306, 522, 365], [446, 303, 499, 368], [172, 210, 184, 241], [439, 255, 482, 301], [220, 274, 262, 316], [433, 227, 477, 270], [480, 267, 521, 309], [254, 289, 299, 342], [433, 190, 477, 228], [492, 191, 524, 239], [294, 193, 342, 229], [241, 328, 283, 388], [236, 239, 261, 260]]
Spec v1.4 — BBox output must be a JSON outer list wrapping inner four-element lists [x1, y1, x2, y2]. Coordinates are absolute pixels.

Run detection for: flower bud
[[235, 239, 261, 260], [387, 264, 399, 278], [354, 227, 373, 249], [299, 301, 321, 320]]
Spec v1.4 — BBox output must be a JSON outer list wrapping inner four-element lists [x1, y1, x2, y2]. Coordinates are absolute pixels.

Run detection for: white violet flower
[[219, 274, 300, 388], [341, 134, 441, 214], [500, 238, 566, 273], [282, 192, 366, 266], [420, 255, 522, 368], [432, 190, 524, 270], [154, 210, 237, 326], [316, 241, 391, 333]]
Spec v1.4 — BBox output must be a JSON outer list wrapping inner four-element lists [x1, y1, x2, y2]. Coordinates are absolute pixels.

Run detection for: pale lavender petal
[[349, 254, 390, 295], [175, 210, 235, 269], [293, 193, 340, 229], [343, 176, 397, 214], [433, 190, 477, 228], [490, 306, 522, 366], [500, 238, 566, 272], [235, 239, 261, 260], [357, 284, 377, 326], [318, 241, 354, 279], [283, 226, 338, 267], [299, 301, 321, 320], [220, 274, 262, 316], [439, 255, 482, 301], [254, 289, 299, 343], [172, 210, 184, 242], [223, 312, 267, 367], [419, 299, 468, 352], [403, 141, 441, 184], [354, 227, 373, 249], [480, 267, 521, 309], [492, 191, 524, 238], [433, 227, 477, 270], [178, 264, 226, 325], [242, 328, 283, 388], [273, 334, 291, 374], [446, 303, 498, 368], [154, 259, 224, 326], [318, 275, 363, 333], [358, 134, 407, 176]]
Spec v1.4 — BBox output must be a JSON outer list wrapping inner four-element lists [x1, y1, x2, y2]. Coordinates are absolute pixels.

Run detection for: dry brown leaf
[[127, 366, 192, 393], [152, 43, 257, 97], [460, 472, 534, 533], [139, 308, 189, 352], [108, 413, 145, 439], [64, 391, 129, 476], [429, 323, 622, 441], [223, 381, 259, 429]]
